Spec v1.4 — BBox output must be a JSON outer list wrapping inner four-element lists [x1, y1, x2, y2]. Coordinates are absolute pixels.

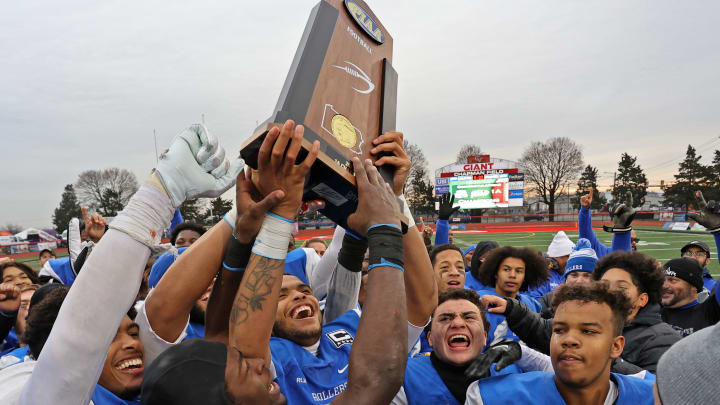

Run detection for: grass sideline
[[448, 230, 720, 278], [294, 229, 720, 279], [17, 229, 718, 279]]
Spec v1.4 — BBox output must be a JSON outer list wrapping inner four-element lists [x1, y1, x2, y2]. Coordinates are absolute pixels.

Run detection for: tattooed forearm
[[229, 255, 284, 325]]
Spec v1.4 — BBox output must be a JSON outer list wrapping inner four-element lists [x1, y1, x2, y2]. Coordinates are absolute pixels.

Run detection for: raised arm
[[20, 124, 241, 405], [434, 193, 458, 246], [204, 167, 288, 345], [578, 188, 610, 257], [372, 131, 437, 326], [333, 157, 407, 405], [224, 121, 319, 403], [144, 219, 231, 344]]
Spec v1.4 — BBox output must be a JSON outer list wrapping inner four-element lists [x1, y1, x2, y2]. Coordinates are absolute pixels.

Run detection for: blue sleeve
[[713, 233, 720, 261], [611, 231, 632, 252], [435, 219, 449, 245], [283, 248, 309, 285], [578, 207, 610, 258]]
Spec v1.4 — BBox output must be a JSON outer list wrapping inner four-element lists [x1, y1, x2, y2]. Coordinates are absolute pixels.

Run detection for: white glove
[[155, 124, 244, 207]]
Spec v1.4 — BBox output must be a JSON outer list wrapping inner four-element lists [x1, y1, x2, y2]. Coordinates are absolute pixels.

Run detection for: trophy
[[240, 0, 398, 230]]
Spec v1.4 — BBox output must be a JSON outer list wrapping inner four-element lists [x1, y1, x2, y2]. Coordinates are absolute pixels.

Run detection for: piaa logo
[[344, 0, 384, 44]]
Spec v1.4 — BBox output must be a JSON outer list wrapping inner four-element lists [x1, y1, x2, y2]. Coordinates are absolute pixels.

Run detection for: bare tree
[[521, 137, 583, 221], [76, 168, 139, 216], [456, 144, 483, 164], [403, 139, 429, 190]]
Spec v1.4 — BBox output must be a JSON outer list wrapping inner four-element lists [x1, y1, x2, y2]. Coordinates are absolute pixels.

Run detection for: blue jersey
[[45, 257, 76, 285], [283, 248, 311, 285], [0, 345, 30, 369], [703, 269, 716, 292], [271, 309, 360, 404], [464, 272, 490, 292], [91, 384, 139, 404], [526, 271, 564, 301], [400, 354, 520, 405], [0, 329, 18, 356], [479, 290, 541, 346], [184, 322, 205, 341], [466, 371, 653, 405]]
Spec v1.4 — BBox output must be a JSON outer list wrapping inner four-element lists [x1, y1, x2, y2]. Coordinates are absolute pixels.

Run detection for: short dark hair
[[552, 281, 633, 336], [22, 285, 69, 358], [430, 244, 464, 267], [592, 251, 664, 305], [476, 246, 549, 291], [170, 222, 206, 245], [1, 262, 39, 285], [429, 288, 490, 333], [302, 238, 327, 248], [38, 249, 54, 258]]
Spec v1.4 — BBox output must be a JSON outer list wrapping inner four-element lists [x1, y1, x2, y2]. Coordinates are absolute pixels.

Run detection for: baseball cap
[[681, 240, 711, 256], [141, 339, 230, 405], [663, 258, 704, 291]]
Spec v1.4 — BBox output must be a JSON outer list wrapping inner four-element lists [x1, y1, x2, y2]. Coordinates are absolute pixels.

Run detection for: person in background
[[527, 231, 574, 300], [660, 257, 720, 337], [434, 193, 460, 246], [679, 241, 715, 295], [539, 238, 598, 318], [431, 244, 467, 294], [577, 188, 635, 258], [37, 250, 55, 268], [169, 221, 205, 248], [465, 241, 499, 292], [476, 246, 548, 345], [302, 237, 328, 257], [463, 244, 476, 270], [0, 262, 39, 355], [467, 282, 654, 405], [392, 289, 520, 405], [483, 251, 679, 374]]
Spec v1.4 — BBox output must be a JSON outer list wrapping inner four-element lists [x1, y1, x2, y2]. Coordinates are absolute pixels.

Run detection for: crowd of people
[[1, 120, 719, 404]]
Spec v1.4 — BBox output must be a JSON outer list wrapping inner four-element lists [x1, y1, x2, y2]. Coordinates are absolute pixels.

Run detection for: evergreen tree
[[407, 167, 434, 215], [701, 149, 720, 201], [573, 165, 606, 210], [204, 197, 233, 224], [98, 189, 124, 217], [663, 145, 711, 209], [53, 184, 82, 233], [613, 153, 647, 208], [179, 198, 204, 223]]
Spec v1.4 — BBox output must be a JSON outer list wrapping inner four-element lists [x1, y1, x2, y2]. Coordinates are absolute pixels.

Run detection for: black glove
[[438, 193, 460, 221], [687, 191, 720, 233], [603, 191, 635, 233], [464, 339, 521, 380]]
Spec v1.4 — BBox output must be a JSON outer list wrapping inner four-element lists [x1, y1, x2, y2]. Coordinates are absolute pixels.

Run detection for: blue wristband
[[367, 258, 404, 273]]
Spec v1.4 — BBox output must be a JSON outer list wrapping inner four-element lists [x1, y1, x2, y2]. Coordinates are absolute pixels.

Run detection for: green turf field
[[450, 230, 720, 278]]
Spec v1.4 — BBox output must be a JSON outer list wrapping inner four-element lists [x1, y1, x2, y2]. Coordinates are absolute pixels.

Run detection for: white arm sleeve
[[408, 319, 428, 354], [516, 344, 554, 373], [390, 386, 409, 405], [20, 231, 149, 405], [135, 297, 187, 367], [322, 260, 361, 325], [20, 184, 173, 405], [464, 380, 485, 405], [308, 226, 345, 301]]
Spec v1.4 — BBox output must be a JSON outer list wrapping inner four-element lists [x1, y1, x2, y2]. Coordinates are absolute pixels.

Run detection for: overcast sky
[[2, 0, 720, 228]]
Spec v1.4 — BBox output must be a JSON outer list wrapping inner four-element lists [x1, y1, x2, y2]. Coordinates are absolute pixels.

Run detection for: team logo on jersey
[[326, 329, 354, 348]]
